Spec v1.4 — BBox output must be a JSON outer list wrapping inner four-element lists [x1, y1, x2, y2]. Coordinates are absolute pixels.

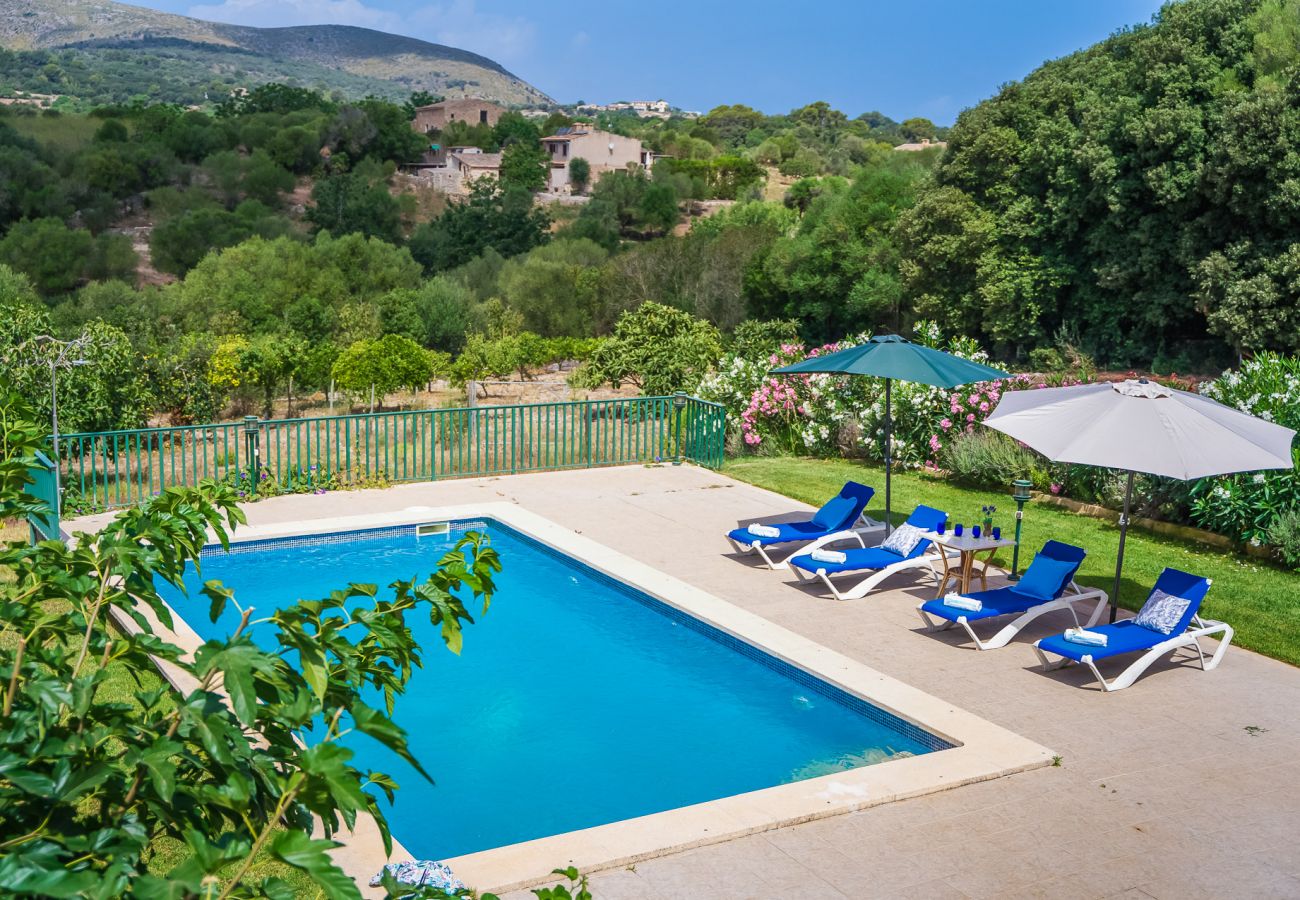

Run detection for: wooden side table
[[925, 531, 1017, 596]]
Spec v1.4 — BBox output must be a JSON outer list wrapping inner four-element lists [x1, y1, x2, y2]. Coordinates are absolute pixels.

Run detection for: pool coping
[[113, 501, 1055, 895]]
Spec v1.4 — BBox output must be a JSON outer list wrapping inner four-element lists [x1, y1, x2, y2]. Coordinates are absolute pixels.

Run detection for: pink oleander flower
[[940, 418, 952, 430], [966, 413, 976, 422], [744, 432, 762, 445], [968, 393, 980, 404], [1050, 483, 1062, 495], [979, 402, 989, 412], [929, 435, 942, 452]]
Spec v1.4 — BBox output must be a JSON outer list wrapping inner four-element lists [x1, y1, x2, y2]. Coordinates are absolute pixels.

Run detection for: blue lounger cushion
[[728, 481, 874, 546], [1010, 555, 1078, 602], [1038, 567, 1210, 662], [792, 546, 907, 574], [790, 504, 948, 574], [920, 587, 1043, 623]]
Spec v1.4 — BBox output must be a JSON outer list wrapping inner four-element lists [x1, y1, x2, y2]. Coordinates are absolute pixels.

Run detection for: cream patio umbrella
[[983, 378, 1297, 621]]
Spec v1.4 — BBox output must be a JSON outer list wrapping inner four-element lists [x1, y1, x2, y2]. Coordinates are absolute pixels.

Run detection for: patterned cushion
[[1133, 588, 1191, 635], [881, 522, 926, 557]]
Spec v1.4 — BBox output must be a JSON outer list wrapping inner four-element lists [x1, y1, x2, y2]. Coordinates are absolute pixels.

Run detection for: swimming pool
[[163, 518, 950, 860]]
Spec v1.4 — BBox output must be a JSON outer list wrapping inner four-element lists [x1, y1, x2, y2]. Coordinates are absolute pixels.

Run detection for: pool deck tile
[[69, 465, 1300, 899]]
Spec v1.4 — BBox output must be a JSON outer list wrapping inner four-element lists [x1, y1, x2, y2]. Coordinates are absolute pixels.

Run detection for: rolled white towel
[[810, 548, 846, 564], [942, 592, 982, 612], [747, 523, 780, 538], [1064, 627, 1108, 647]]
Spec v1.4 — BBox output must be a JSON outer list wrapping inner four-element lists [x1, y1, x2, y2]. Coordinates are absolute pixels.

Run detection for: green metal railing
[[59, 395, 726, 511], [27, 450, 60, 541]]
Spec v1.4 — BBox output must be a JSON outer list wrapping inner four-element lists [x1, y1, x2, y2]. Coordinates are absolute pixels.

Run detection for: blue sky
[[139, 0, 1167, 122]]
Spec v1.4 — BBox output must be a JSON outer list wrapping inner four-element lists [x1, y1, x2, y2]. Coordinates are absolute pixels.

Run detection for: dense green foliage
[[0, 389, 507, 896], [579, 302, 722, 396], [897, 0, 1300, 366]]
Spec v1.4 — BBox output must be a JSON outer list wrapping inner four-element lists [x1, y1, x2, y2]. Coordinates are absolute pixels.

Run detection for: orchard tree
[[239, 332, 306, 418], [331, 334, 443, 409], [579, 301, 721, 395]]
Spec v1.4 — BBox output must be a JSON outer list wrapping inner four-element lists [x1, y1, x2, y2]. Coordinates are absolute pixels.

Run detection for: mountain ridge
[[0, 0, 554, 105]]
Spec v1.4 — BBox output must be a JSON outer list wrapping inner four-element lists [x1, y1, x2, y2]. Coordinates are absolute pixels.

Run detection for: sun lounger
[[725, 481, 880, 570], [788, 505, 950, 600], [915, 540, 1108, 650], [1033, 568, 1232, 691]]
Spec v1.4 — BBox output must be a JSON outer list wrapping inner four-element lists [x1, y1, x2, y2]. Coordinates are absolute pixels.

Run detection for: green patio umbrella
[[773, 334, 1010, 532]]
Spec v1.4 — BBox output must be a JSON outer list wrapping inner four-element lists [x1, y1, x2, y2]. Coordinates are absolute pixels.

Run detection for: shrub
[[1190, 352, 1300, 543], [1267, 508, 1300, 571], [939, 429, 1045, 489]]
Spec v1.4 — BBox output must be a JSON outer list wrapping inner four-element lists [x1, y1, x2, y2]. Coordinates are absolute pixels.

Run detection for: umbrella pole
[[884, 377, 892, 535], [1110, 470, 1135, 624]]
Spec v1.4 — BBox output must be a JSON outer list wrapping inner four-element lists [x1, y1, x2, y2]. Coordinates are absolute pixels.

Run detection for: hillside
[[0, 0, 553, 106]]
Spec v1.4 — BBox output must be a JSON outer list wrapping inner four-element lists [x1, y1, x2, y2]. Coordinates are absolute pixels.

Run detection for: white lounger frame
[[915, 582, 1110, 651], [791, 541, 959, 601], [1032, 613, 1235, 692], [727, 516, 885, 571]]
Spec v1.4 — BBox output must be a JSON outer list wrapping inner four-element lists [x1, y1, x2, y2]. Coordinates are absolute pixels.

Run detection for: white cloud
[[570, 30, 589, 49], [186, 0, 537, 65]]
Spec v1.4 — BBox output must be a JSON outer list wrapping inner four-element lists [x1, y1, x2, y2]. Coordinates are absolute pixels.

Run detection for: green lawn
[[723, 456, 1300, 667]]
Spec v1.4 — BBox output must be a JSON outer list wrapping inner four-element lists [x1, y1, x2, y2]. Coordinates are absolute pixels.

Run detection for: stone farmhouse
[[541, 127, 656, 193], [411, 99, 506, 134]]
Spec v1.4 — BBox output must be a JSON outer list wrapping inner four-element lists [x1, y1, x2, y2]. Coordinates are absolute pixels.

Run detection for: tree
[[568, 157, 591, 194], [0, 390, 503, 897], [331, 333, 440, 408], [307, 159, 403, 243], [239, 332, 305, 417], [748, 158, 929, 340], [899, 117, 937, 142], [408, 181, 550, 274], [0, 218, 93, 296], [497, 238, 609, 336], [639, 182, 680, 234], [151, 202, 291, 277], [579, 301, 722, 395], [499, 140, 549, 192], [172, 233, 422, 336]]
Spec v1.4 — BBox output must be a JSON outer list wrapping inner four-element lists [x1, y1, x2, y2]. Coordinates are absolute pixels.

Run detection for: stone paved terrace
[[74, 465, 1300, 899]]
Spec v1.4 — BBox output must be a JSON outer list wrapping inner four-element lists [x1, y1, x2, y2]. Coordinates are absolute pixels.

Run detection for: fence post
[[27, 450, 59, 544], [583, 402, 592, 468], [243, 416, 260, 497], [673, 392, 688, 465]]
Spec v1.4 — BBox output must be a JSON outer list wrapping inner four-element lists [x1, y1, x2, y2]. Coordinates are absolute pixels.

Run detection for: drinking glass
[[954, 523, 963, 537], [992, 526, 1001, 540], [973, 525, 982, 539]]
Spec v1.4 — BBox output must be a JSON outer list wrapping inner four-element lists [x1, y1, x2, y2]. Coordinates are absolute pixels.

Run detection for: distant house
[[541, 127, 647, 192], [411, 99, 506, 135], [894, 138, 947, 152], [450, 149, 502, 183]]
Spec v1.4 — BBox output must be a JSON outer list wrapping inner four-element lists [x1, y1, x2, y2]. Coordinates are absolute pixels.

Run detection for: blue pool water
[[163, 521, 946, 858]]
